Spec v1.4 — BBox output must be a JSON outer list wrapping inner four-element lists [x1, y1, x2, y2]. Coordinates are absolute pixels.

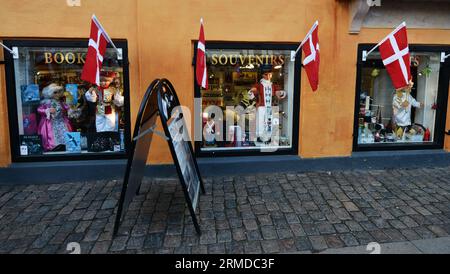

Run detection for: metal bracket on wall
[[362, 50, 368, 62], [12, 47, 18, 59], [0, 42, 18, 59], [290, 51, 296, 61]]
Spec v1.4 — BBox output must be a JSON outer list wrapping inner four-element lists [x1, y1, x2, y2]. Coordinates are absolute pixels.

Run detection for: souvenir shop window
[[4, 40, 130, 161], [354, 45, 449, 150], [195, 43, 300, 155]]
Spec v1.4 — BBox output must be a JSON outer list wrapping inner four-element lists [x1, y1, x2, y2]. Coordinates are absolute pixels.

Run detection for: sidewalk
[[297, 236, 450, 254], [0, 166, 449, 254]]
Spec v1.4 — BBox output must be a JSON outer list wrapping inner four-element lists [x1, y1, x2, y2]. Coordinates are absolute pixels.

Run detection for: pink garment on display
[[37, 101, 73, 151]]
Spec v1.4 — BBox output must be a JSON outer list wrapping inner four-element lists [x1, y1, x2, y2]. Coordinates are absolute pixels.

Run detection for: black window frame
[[193, 42, 301, 157], [3, 39, 132, 162], [353, 44, 450, 152]]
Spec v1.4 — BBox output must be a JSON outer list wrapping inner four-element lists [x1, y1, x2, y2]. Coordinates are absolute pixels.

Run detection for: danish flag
[[81, 15, 110, 86], [302, 23, 320, 91], [378, 22, 411, 90], [196, 18, 208, 89]]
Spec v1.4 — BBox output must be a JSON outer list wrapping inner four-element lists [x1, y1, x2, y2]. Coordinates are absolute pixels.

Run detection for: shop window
[[354, 45, 449, 150], [3, 40, 130, 161], [195, 43, 300, 156]]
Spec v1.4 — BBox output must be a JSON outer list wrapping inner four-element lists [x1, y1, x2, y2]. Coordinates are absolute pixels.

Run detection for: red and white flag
[[196, 18, 208, 89], [378, 22, 411, 90], [297, 21, 320, 92], [81, 15, 110, 86]]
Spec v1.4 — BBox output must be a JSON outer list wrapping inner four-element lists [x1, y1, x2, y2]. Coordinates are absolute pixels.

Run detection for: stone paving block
[[261, 240, 281, 254], [225, 241, 244, 254], [316, 222, 336, 235], [383, 228, 407, 242], [342, 202, 359, 212], [144, 233, 164, 249], [400, 229, 422, 241], [370, 230, 391, 243], [354, 231, 375, 245], [243, 219, 258, 231], [324, 235, 345, 249], [91, 241, 111, 254], [243, 241, 262, 254], [217, 230, 232, 243], [127, 236, 146, 250], [339, 233, 359, 247], [294, 236, 312, 251], [109, 235, 129, 252], [308, 235, 328, 251], [427, 225, 448, 237]]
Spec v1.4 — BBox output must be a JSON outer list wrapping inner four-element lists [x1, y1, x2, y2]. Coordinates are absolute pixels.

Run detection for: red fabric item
[[196, 19, 208, 89], [302, 26, 320, 91], [81, 17, 108, 86], [379, 25, 411, 90]]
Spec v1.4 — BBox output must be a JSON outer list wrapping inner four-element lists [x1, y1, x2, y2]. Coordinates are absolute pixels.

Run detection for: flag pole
[[364, 22, 406, 60], [92, 14, 121, 56], [0, 42, 15, 56], [294, 20, 319, 57]]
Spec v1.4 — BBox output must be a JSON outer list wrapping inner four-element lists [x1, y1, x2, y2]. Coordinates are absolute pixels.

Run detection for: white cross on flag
[[81, 15, 109, 86], [196, 18, 208, 89], [378, 23, 411, 90]]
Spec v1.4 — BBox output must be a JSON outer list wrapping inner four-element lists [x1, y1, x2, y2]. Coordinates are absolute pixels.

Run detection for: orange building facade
[[0, 0, 449, 168]]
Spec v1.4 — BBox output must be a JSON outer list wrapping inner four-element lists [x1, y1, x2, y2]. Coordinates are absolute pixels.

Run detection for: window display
[[356, 50, 444, 148], [198, 45, 299, 154], [7, 41, 129, 159]]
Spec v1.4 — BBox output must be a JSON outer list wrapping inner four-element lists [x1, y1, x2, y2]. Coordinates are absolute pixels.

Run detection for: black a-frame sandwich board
[[113, 79, 205, 237]]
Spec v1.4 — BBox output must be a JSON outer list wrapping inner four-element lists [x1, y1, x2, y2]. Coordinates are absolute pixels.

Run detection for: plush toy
[[85, 72, 124, 132], [37, 84, 73, 151]]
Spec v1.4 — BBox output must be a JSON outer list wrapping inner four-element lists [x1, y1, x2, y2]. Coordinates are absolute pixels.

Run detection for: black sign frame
[[113, 78, 205, 237]]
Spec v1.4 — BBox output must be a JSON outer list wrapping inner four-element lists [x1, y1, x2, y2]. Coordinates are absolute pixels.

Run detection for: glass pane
[[200, 48, 295, 152], [357, 52, 440, 145], [14, 46, 126, 156]]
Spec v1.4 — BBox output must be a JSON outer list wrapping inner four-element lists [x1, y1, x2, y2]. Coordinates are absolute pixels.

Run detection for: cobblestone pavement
[[0, 166, 449, 254]]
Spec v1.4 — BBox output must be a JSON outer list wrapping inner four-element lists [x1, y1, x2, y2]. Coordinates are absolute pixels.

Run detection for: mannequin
[[248, 64, 286, 143], [85, 72, 124, 132], [37, 84, 73, 151]]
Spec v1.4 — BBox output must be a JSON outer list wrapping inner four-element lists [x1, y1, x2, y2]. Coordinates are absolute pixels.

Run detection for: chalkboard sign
[[114, 79, 205, 236]]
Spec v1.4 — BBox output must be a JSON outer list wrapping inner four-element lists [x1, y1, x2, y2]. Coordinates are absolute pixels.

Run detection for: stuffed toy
[[37, 84, 73, 151], [85, 71, 124, 132]]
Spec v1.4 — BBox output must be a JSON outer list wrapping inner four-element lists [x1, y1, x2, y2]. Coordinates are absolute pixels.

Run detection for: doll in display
[[248, 64, 286, 144], [85, 72, 124, 132], [37, 84, 73, 151]]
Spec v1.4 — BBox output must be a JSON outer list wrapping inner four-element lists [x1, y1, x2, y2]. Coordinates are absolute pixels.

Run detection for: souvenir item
[[85, 72, 124, 132], [37, 84, 73, 151], [21, 84, 40, 103], [248, 64, 286, 143], [64, 132, 81, 153], [23, 113, 38, 135]]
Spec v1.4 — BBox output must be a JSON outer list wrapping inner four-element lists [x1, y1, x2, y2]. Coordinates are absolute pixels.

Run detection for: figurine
[[37, 84, 73, 151]]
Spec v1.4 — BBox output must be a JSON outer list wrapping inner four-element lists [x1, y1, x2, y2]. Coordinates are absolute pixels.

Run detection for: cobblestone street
[[0, 166, 449, 254]]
